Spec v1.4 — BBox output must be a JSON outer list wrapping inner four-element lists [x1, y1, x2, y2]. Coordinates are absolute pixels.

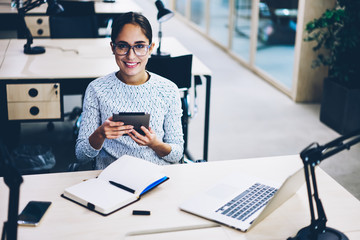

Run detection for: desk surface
[[94, 0, 142, 14], [0, 0, 142, 14], [1, 155, 360, 240], [0, 37, 211, 80], [0, 39, 8, 57]]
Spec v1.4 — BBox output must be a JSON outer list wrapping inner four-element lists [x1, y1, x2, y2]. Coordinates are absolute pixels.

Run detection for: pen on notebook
[[109, 181, 135, 194]]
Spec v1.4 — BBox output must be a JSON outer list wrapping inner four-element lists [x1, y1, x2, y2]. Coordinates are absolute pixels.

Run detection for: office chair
[[146, 54, 197, 162], [67, 54, 201, 171], [49, 1, 98, 38], [67, 54, 197, 171]]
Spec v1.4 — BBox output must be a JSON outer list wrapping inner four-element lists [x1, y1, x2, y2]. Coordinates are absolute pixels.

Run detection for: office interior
[[1, 0, 360, 239], [0, 0, 359, 214]]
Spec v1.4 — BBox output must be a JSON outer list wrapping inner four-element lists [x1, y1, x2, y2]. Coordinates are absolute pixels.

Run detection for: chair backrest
[[69, 55, 194, 169], [146, 54, 193, 89], [49, 1, 98, 38], [146, 54, 193, 162]]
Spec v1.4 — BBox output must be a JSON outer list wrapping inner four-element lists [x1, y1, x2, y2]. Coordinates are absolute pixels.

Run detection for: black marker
[[133, 210, 151, 215], [109, 181, 135, 194]]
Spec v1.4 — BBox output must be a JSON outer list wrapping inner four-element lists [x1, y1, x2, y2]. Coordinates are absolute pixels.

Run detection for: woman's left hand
[[128, 126, 158, 147], [129, 126, 172, 157]]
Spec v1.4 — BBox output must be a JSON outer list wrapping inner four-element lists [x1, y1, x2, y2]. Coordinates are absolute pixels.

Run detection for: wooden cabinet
[[6, 83, 61, 120], [25, 16, 50, 38]]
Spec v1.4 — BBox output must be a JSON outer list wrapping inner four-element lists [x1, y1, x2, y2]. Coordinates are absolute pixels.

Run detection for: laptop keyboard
[[215, 183, 277, 222]]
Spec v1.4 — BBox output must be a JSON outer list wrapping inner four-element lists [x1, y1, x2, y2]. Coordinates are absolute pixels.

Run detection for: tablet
[[113, 112, 150, 135]]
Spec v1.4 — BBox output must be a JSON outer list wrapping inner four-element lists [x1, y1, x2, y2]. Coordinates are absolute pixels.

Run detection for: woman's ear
[[110, 42, 115, 55], [148, 42, 156, 54]]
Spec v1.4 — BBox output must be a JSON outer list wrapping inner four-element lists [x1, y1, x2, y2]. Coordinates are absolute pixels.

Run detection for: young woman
[[75, 12, 184, 169]]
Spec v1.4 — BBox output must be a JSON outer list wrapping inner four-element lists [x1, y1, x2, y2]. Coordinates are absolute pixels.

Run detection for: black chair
[[147, 54, 200, 163], [49, 1, 98, 38], [68, 54, 201, 171]]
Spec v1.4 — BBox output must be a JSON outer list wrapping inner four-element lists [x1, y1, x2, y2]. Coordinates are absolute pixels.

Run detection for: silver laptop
[[179, 167, 304, 232]]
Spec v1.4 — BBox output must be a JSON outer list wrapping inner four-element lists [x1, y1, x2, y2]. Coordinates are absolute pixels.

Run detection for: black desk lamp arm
[[17, 10, 33, 51], [18, 0, 45, 13], [16, 0, 46, 52], [300, 129, 360, 237], [300, 144, 326, 236], [157, 22, 162, 55], [0, 141, 23, 240]]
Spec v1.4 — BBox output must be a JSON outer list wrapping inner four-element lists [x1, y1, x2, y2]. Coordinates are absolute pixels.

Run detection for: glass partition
[[174, 0, 300, 94], [175, 0, 186, 16], [190, 0, 206, 31], [255, 0, 298, 89], [231, 0, 252, 62], [209, 0, 229, 46]]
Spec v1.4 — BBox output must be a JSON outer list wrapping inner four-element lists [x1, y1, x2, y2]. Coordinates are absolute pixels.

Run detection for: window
[[209, 0, 229, 46]]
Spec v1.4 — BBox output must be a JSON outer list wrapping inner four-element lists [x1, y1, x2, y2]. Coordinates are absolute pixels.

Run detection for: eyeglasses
[[112, 43, 151, 56]]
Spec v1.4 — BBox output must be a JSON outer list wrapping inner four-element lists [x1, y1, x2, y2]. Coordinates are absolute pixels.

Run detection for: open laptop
[[179, 167, 304, 232]]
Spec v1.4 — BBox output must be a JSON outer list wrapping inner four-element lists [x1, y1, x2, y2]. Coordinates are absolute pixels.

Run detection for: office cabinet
[[24, 16, 50, 38], [6, 83, 61, 120]]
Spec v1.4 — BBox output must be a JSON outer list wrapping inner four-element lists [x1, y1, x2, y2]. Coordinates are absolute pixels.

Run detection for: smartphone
[[18, 201, 51, 226]]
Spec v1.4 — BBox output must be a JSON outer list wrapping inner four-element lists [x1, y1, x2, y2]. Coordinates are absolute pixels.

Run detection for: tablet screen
[[113, 112, 150, 135]]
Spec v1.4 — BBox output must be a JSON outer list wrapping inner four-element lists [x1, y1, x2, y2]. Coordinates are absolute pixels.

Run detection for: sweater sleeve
[[75, 83, 102, 164], [161, 84, 185, 163]]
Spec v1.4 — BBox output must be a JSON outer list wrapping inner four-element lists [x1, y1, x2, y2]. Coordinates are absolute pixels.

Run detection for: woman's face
[[111, 23, 155, 84]]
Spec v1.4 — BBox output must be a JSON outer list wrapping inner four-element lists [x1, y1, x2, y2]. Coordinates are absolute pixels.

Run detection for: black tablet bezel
[[112, 112, 150, 135]]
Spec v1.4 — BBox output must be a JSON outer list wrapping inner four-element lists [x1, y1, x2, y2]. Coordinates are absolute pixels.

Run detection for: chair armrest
[[67, 163, 80, 172]]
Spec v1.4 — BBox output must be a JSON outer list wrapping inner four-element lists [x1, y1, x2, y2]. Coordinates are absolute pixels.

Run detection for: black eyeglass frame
[[111, 42, 151, 56]]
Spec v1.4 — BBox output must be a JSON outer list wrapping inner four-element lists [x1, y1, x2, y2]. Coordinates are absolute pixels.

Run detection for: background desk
[[1, 155, 360, 239], [0, 0, 142, 38], [0, 37, 212, 160]]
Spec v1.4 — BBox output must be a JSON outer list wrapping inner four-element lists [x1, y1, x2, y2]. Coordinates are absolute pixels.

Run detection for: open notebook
[[180, 167, 304, 231], [62, 155, 169, 215]]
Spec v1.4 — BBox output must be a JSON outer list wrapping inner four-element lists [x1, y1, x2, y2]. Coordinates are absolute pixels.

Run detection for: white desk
[[1, 155, 360, 239], [0, 0, 142, 38], [0, 38, 116, 79], [0, 37, 210, 79], [0, 0, 142, 14], [0, 37, 212, 160], [94, 0, 142, 14], [0, 39, 8, 59]]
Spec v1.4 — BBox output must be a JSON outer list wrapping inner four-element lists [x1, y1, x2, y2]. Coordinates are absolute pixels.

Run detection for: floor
[[16, 0, 360, 202]]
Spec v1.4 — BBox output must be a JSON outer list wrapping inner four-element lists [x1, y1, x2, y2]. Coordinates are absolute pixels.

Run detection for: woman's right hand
[[100, 116, 134, 139], [89, 116, 133, 150]]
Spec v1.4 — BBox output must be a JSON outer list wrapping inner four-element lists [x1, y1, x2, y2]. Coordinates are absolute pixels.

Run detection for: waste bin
[[10, 144, 56, 174]]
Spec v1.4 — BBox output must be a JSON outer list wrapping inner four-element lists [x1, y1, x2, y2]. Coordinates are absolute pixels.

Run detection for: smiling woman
[[75, 12, 184, 169], [110, 23, 154, 86]]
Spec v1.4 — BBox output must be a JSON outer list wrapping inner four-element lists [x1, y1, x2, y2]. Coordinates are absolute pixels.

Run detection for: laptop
[[179, 167, 304, 232]]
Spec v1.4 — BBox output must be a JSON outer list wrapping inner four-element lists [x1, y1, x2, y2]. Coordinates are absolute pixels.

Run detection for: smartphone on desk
[[18, 201, 51, 226]]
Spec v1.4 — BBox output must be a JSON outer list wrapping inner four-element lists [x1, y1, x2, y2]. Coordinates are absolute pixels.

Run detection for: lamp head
[[155, 0, 174, 23], [46, 0, 64, 15]]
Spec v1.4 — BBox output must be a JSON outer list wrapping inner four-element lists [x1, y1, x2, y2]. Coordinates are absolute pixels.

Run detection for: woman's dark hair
[[111, 12, 153, 44]]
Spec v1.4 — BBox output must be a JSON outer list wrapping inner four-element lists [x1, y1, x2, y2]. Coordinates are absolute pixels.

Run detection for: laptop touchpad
[[206, 184, 237, 199]]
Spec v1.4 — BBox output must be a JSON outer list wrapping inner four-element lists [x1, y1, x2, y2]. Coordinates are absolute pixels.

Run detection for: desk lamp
[[287, 129, 360, 240], [151, 0, 174, 58], [0, 141, 23, 240], [16, 0, 64, 54]]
